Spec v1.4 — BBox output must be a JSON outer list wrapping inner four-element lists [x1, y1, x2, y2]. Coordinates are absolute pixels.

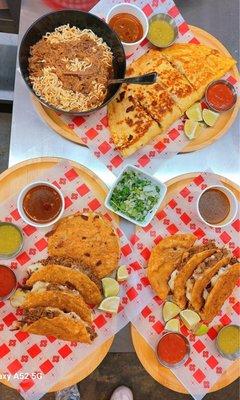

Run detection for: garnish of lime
[[98, 296, 120, 314], [162, 301, 181, 322], [102, 278, 120, 297]]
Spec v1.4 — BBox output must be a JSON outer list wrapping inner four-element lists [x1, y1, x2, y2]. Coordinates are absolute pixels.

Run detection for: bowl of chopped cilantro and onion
[[105, 165, 167, 227]]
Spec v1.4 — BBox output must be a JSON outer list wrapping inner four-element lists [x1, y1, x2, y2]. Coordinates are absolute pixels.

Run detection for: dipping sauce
[[206, 81, 236, 112], [217, 325, 240, 360], [157, 332, 189, 366], [148, 19, 175, 47], [109, 13, 143, 43], [23, 184, 62, 224], [198, 188, 230, 225], [0, 265, 17, 299], [0, 223, 23, 258]]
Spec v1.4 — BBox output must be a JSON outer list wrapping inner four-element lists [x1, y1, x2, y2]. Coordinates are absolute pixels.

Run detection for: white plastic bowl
[[17, 180, 65, 228], [106, 3, 149, 56], [196, 184, 238, 228], [105, 165, 167, 227]]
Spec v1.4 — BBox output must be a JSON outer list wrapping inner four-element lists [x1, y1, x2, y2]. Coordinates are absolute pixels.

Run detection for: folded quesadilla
[[200, 261, 240, 323], [18, 307, 96, 343], [147, 233, 196, 300], [26, 261, 102, 306]]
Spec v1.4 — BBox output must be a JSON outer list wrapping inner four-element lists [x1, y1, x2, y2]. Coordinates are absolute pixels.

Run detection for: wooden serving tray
[[0, 157, 118, 392], [132, 172, 240, 394], [32, 26, 239, 153]]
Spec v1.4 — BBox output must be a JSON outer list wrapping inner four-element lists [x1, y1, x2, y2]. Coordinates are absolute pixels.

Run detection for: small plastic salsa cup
[[205, 79, 237, 113], [156, 332, 190, 368], [0, 265, 17, 300], [216, 325, 240, 360]]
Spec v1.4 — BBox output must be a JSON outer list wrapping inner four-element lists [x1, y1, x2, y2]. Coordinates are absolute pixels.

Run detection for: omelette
[[108, 43, 236, 157], [47, 212, 120, 278], [147, 233, 196, 300]]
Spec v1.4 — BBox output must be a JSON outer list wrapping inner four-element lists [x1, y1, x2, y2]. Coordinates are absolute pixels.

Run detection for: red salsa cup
[[156, 332, 190, 368], [0, 265, 17, 300], [205, 79, 237, 112]]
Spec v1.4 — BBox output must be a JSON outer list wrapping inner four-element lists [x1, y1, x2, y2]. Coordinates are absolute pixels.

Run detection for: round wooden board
[[132, 172, 240, 394], [0, 157, 117, 392], [32, 26, 239, 153]]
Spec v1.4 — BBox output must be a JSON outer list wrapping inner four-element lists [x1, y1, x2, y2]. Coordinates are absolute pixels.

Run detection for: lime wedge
[[165, 318, 180, 332], [162, 301, 181, 322], [202, 109, 219, 127], [98, 296, 120, 314], [10, 289, 27, 308], [117, 265, 129, 282], [194, 323, 209, 336], [186, 103, 202, 121], [102, 277, 120, 297], [180, 309, 201, 330], [184, 120, 200, 140]]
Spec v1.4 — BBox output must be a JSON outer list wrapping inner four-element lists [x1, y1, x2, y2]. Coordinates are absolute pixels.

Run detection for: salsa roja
[[206, 81, 236, 111], [23, 184, 62, 224], [0, 265, 17, 299], [108, 13, 143, 43], [157, 332, 189, 365]]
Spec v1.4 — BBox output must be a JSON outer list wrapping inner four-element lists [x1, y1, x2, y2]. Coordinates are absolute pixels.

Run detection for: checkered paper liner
[[0, 161, 153, 400], [58, 0, 238, 176], [130, 172, 240, 400]]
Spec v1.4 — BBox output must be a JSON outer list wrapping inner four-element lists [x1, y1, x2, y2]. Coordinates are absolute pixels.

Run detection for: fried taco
[[26, 261, 102, 306], [170, 241, 218, 309], [47, 213, 120, 278], [189, 250, 231, 311], [11, 283, 92, 324], [18, 307, 96, 343], [147, 233, 196, 300], [200, 260, 240, 323]]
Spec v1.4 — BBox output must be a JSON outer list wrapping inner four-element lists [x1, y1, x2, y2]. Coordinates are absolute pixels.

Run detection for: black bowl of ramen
[[19, 10, 126, 115]]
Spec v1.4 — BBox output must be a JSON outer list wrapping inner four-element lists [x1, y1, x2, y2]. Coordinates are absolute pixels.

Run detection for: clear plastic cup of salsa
[[0, 265, 17, 300], [156, 332, 190, 368], [205, 79, 237, 113]]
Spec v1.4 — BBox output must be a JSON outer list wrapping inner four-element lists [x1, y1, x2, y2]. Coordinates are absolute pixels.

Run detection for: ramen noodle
[[28, 24, 113, 112]]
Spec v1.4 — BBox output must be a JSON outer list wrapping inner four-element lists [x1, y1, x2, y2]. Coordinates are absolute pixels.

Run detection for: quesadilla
[[128, 49, 198, 114], [201, 261, 240, 323], [26, 261, 102, 305], [19, 307, 96, 343], [108, 84, 161, 157], [162, 43, 236, 99], [147, 233, 196, 300], [47, 213, 120, 278]]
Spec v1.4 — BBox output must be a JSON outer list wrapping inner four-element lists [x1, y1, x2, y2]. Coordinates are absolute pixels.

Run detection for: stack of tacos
[[147, 233, 240, 323], [11, 213, 121, 343]]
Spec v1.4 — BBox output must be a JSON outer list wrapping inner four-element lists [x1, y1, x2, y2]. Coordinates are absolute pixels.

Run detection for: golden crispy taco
[[189, 250, 231, 311], [47, 213, 120, 278], [200, 261, 240, 323], [19, 307, 96, 343], [172, 242, 218, 309], [147, 233, 196, 300], [11, 285, 92, 324], [26, 261, 102, 306]]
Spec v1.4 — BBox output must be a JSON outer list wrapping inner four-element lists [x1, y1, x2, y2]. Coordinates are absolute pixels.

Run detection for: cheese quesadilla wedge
[[147, 233, 196, 300], [200, 261, 240, 323], [19, 307, 96, 343], [162, 43, 236, 99], [108, 84, 161, 157], [128, 49, 198, 113]]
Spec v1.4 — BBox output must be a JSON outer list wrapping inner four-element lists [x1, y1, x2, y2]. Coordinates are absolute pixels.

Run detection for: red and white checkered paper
[[0, 161, 153, 400], [131, 172, 240, 400], [58, 0, 238, 176]]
